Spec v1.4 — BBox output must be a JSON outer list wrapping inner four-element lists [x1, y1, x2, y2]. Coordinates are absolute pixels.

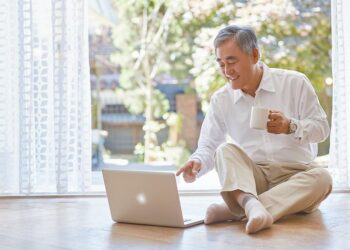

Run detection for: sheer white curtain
[[0, 0, 91, 194], [329, 0, 350, 188]]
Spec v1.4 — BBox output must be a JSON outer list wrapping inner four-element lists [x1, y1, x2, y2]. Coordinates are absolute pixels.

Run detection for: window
[[88, 0, 332, 192]]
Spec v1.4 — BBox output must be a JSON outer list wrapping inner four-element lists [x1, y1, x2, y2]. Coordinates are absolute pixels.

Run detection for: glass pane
[[88, 0, 332, 191]]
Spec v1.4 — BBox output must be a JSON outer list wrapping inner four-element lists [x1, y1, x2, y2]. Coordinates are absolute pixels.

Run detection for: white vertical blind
[[329, 0, 350, 188], [0, 0, 91, 194]]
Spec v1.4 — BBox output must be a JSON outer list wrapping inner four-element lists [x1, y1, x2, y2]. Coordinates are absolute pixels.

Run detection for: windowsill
[[1, 188, 349, 199]]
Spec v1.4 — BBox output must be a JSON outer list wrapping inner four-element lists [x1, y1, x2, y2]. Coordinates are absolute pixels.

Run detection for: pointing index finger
[[176, 162, 192, 176], [176, 167, 185, 176]]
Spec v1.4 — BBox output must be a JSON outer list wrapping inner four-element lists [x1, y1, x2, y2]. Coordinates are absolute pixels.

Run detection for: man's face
[[215, 39, 258, 91]]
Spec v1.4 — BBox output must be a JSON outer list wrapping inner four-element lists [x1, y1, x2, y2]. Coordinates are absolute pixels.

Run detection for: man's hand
[[267, 110, 290, 134], [175, 160, 202, 183]]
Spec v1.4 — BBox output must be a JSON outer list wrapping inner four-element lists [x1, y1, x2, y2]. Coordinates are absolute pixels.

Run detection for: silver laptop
[[102, 169, 204, 228]]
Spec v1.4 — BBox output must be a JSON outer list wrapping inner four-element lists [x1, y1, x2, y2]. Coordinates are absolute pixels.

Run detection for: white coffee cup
[[250, 106, 269, 130]]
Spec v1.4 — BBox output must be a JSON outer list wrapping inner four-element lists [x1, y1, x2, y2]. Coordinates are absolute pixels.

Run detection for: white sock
[[238, 194, 273, 234], [204, 203, 241, 225]]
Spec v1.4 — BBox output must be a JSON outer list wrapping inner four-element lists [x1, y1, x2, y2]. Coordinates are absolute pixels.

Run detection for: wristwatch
[[288, 119, 298, 134]]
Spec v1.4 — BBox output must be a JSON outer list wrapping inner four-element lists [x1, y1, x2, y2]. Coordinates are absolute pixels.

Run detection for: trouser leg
[[258, 164, 333, 221], [214, 143, 333, 222], [214, 143, 269, 217]]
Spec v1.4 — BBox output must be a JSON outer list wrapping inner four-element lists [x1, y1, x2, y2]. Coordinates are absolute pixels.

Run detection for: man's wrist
[[190, 157, 202, 174], [287, 118, 298, 134], [193, 158, 202, 171]]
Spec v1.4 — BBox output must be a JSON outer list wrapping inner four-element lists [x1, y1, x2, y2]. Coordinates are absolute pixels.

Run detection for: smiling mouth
[[229, 76, 239, 81]]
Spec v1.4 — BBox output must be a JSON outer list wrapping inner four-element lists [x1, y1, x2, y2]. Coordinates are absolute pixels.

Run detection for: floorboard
[[0, 193, 349, 250]]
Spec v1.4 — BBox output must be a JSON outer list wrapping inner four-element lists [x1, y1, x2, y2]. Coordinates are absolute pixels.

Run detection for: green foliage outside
[[111, 0, 332, 159]]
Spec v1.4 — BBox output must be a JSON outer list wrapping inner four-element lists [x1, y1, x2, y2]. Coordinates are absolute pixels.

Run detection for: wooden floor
[[0, 193, 349, 250]]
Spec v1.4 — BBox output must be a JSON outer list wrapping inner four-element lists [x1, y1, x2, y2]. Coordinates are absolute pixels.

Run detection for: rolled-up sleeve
[[190, 95, 227, 177], [292, 75, 330, 143]]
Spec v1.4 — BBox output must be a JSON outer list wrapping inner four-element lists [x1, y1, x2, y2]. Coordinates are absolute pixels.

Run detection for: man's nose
[[224, 65, 233, 77]]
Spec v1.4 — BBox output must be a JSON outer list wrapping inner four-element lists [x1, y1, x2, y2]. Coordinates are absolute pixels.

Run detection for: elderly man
[[176, 25, 332, 234]]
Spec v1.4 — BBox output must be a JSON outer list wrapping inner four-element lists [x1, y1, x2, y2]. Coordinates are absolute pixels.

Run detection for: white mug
[[250, 107, 269, 130]]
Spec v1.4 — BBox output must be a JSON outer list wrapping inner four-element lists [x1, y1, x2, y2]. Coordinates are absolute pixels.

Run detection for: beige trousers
[[215, 143, 333, 222]]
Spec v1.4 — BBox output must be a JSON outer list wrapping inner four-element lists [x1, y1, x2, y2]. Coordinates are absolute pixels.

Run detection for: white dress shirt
[[191, 62, 330, 177]]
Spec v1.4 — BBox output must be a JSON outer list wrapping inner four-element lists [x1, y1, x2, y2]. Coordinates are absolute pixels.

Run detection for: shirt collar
[[232, 62, 275, 104]]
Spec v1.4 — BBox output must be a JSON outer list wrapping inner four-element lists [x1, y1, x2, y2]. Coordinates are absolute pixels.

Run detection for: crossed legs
[[204, 143, 332, 234], [205, 190, 273, 234]]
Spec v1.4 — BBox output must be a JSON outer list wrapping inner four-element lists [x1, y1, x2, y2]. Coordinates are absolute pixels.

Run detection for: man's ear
[[252, 48, 260, 63]]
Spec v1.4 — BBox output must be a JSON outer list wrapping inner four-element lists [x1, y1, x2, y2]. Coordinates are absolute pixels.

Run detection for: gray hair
[[214, 25, 259, 55]]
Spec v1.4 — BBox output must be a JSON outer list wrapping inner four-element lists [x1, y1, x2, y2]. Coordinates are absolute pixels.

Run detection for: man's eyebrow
[[225, 56, 238, 61], [216, 56, 238, 62]]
